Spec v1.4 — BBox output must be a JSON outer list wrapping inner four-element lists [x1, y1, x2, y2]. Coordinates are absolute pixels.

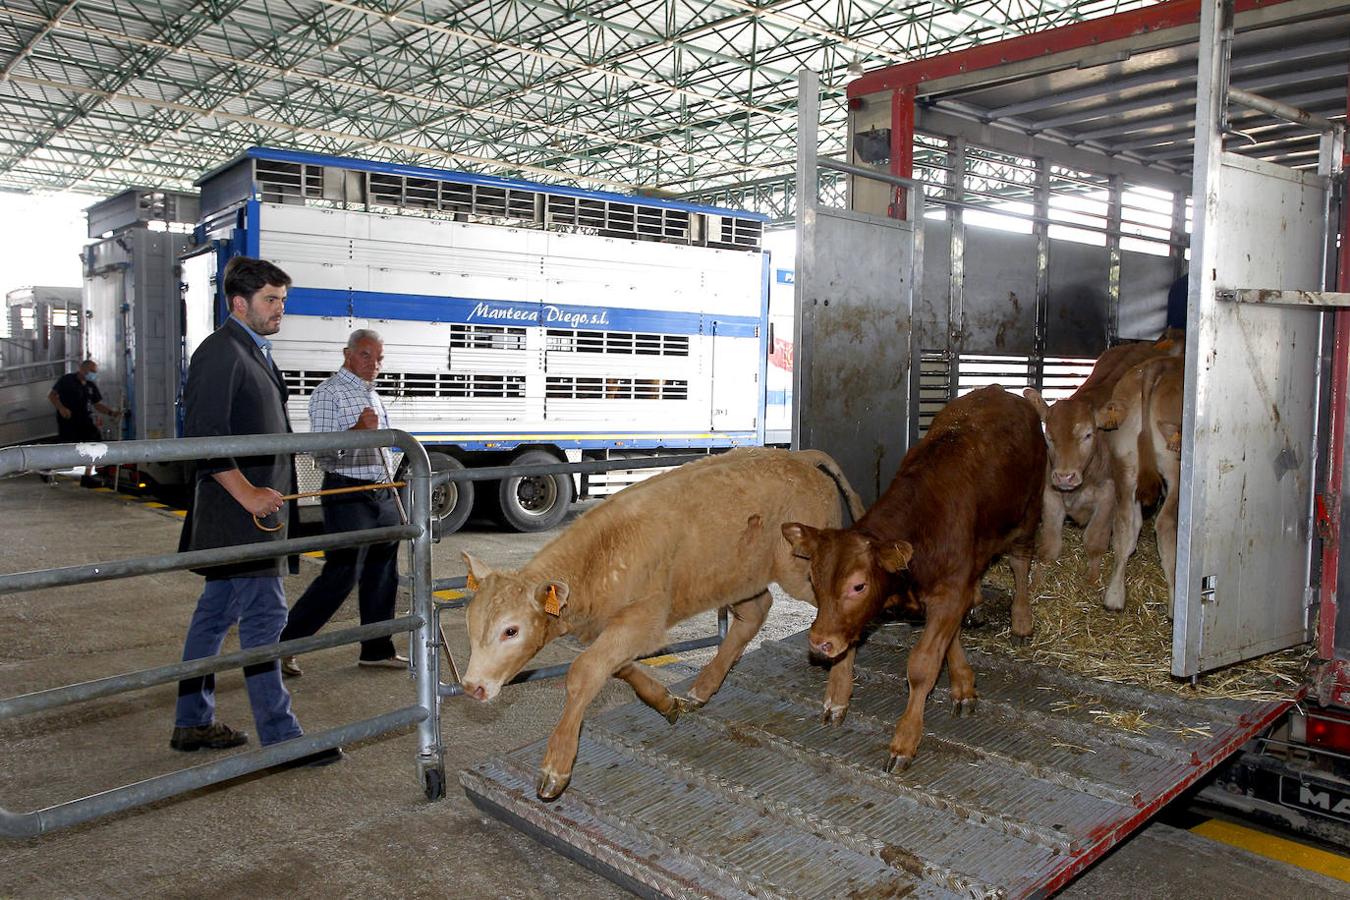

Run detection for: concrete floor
[[0, 474, 1345, 898]]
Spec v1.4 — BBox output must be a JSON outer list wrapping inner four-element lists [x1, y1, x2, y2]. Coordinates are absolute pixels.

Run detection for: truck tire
[[495, 448, 573, 532], [428, 452, 474, 536]]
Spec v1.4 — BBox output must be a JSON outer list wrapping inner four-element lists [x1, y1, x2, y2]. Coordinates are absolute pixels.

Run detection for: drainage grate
[[463, 626, 1292, 899]]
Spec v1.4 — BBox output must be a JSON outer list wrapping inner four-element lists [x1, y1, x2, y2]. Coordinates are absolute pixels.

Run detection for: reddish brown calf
[[783, 385, 1046, 773]]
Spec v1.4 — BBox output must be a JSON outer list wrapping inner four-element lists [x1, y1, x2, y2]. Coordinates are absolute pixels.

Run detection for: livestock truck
[[183, 147, 779, 532]]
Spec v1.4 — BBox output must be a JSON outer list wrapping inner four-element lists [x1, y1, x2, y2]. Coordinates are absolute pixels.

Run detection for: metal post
[[948, 136, 967, 403], [404, 438, 444, 799], [1106, 174, 1123, 344], [792, 69, 820, 453]]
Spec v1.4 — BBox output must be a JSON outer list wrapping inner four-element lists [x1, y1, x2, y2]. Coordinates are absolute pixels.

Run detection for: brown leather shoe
[[281, 655, 302, 678], [170, 722, 249, 752]]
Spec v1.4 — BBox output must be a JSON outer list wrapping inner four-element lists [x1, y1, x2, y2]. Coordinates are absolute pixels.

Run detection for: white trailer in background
[[763, 229, 796, 445], [187, 148, 770, 532], [0, 286, 82, 447]]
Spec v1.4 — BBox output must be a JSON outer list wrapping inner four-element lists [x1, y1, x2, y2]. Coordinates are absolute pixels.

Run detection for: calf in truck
[[459, 447, 865, 800], [1099, 354, 1185, 616], [783, 385, 1045, 773], [1022, 338, 1178, 590]]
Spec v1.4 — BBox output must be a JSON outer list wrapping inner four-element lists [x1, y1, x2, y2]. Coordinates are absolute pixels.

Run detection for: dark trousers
[[280, 472, 401, 661]]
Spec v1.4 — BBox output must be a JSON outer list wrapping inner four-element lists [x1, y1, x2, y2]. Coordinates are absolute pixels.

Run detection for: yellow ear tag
[[466, 572, 479, 592], [544, 584, 562, 617]]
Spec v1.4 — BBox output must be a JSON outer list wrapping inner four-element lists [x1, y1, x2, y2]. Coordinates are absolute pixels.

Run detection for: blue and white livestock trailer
[[185, 148, 771, 532]]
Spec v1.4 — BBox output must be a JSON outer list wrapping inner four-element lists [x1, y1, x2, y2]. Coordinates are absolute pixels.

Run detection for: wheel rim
[[511, 474, 559, 519], [431, 480, 459, 520]]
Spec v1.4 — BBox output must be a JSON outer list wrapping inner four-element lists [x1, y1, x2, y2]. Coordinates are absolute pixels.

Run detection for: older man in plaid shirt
[[280, 328, 407, 675]]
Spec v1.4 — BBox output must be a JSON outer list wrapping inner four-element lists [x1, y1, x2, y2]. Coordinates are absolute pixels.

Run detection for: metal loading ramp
[[462, 626, 1293, 898]]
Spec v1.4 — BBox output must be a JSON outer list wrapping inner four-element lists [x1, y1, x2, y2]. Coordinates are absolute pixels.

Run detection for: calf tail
[[1134, 359, 1170, 508], [799, 450, 866, 525]]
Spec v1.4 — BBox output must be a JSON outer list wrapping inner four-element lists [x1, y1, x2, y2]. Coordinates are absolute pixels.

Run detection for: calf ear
[[1096, 401, 1124, 430], [1023, 388, 1050, 422], [781, 522, 818, 559], [876, 540, 913, 573], [462, 552, 494, 591], [535, 580, 570, 617]]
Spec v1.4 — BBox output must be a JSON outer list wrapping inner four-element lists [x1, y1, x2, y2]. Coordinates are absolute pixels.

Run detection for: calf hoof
[[952, 697, 978, 718], [1102, 587, 1126, 612], [535, 768, 572, 801], [884, 754, 913, 775], [663, 694, 706, 725], [1010, 631, 1032, 646], [822, 704, 848, 726]]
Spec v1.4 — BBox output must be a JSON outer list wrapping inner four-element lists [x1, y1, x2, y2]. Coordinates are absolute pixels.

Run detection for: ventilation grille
[[450, 323, 527, 351], [1041, 357, 1096, 403], [283, 370, 524, 399], [546, 376, 689, 401], [957, 354, 1034, 396], [917, 350, 952, 437], [546, 329, 690, 356], [245, 157, 761, 250]]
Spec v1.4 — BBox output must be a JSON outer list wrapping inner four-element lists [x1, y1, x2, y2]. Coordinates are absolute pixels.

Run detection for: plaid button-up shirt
[[309, 367, 393, 482]]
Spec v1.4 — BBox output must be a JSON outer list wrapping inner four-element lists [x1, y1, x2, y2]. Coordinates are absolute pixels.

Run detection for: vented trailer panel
[[194, 196, 770, 452], [464, 627, 1291, 899]]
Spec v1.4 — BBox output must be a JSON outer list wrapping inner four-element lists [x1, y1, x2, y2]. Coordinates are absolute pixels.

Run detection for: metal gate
[[793, 71, 919, 506], [1174, 0, 1344, 676]]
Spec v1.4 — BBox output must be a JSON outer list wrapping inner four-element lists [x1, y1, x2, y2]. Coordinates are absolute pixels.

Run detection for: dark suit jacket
[[177, 318, 298, 579]]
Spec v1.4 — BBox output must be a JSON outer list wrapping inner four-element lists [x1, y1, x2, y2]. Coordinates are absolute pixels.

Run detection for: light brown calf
[[459, 447, 865, 799], [1024, 340, 1176, 584], [1100, 355, 1185, 613]]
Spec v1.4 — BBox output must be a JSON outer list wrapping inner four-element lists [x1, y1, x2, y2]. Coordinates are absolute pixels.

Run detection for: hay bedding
[[968, 520, 1314, 702]]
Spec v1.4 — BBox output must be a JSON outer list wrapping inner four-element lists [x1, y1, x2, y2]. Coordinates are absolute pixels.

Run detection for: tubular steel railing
[[0, 428, 443, 835]]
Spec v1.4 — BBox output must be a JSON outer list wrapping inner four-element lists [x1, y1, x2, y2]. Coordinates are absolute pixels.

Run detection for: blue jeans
[[175, 575, 303, 745]]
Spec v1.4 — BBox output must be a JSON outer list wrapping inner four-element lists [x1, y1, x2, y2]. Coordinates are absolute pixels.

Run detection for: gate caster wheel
[[423, 767, 446, 801]]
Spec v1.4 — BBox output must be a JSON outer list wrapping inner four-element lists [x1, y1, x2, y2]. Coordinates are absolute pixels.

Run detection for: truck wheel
[[496, 449, 573, 532], [428, 452, 474, 536]]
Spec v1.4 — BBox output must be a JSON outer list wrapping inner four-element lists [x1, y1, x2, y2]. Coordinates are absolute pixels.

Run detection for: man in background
[[280, 328, 407, 676], [48, 358, 120, 486]]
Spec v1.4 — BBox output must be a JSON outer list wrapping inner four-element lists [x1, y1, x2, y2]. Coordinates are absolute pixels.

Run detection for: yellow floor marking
[[1191, 818, 1350, 882], [142, 502, 169, 509], [170, 509, 187, 517], [434, 589, 466, 600], [93, 487, 113, 492], [301, 551, 325, 559], [638, 654, 680, 667]]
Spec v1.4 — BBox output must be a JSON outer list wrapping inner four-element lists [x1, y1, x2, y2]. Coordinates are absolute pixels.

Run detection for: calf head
[[782, 522, 912, 660], [460, 551, 569, 702], [1025, 388, 1111, 491]]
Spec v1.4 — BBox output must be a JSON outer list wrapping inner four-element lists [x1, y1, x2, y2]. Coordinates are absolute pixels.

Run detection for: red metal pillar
[[1315, 75, 1350, 707], [889, 84, 915, 220]]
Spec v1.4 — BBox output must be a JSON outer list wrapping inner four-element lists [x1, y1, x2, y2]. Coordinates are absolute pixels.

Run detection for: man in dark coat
[[48, 358, 120, 486], [171, 255, 341, 767]]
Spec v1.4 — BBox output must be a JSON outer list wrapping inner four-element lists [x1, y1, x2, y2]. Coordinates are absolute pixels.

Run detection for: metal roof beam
[[0, 0, 78, 83], [1075, 84, 1348, 141], [0, 7, 759, 178], [993, 36, 1349, 122], [6, 73, 642, 190]]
